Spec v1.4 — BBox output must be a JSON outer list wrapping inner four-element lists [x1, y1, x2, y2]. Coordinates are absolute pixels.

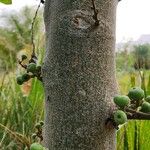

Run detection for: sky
[[116, 0, 150, 42], [0, 0, 150, 43]]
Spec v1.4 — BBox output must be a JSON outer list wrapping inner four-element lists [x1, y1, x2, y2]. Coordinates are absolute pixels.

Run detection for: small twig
[[91, 0, 99, 26], [125, 108, 150, 120], [106, 107, 150, 130], [31, 1, 41, 58], [18, 60, 27, 69]]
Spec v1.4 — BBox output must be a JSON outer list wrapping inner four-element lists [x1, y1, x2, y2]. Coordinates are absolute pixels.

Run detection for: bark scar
[[105, 118, 119, 130], [72, 15, 91, 29], [47, 95, 50, 101]]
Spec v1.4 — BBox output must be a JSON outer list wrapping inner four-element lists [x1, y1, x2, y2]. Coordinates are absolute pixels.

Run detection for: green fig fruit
[[35, 123, 41, 129], [140, 102, 150, 113], [27, 63, 36, 73], [22, 73, 30, 82], [39, 121, 44, 126], [128, 87, 144, 101], [21, 54, 27, 60], [145, 96, 150, 103], [36, 65, 42, 72], [113, 95, 130, 108], [30, 143, 44, 150], [16, 75, 24, 85], [113, 110, 127, 125]]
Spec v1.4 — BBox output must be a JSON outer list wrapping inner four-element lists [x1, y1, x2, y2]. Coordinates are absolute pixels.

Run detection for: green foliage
[[0, 5, 44, 150], [117, 71, 150, 150], [133, 44, 150, 69], [147, 74, 150, 95], [0, 74, 44, 149], [0, 0, 12, 4], [1, 5, 150, 149], [130, 74, 136, 87], [0, 6, 44, 71], [116, 43, 150, 73], [117, 120, 150, 150], [116, 50, 134, 72]]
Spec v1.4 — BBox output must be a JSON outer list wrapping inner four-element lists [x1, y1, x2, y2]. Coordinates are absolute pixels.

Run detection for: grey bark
[[43, 0, 118, 149]]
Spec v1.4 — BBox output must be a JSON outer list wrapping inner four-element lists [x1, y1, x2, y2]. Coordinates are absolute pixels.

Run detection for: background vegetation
[[1, 6, 150, 150]]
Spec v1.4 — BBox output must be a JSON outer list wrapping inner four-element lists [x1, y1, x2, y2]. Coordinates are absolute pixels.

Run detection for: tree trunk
[[43, 0, 118, 149]]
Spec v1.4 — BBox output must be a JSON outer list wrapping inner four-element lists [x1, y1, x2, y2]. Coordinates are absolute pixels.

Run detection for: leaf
[[0, 0, 12, 4]]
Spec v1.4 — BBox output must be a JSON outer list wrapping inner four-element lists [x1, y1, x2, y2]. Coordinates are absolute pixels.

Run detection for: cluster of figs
[[32, 121, 44, 140], [113, 87, 150, 125], [26, 121, 46, 150], [16, 55, 42, 85]]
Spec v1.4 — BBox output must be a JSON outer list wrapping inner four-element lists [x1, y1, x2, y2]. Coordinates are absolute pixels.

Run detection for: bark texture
[[43, 0, 118, 149]]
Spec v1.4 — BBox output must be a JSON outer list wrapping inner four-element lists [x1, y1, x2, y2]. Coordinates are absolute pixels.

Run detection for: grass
[[1, 69, 150, 149], [117, 70, 150, 150], [117, 120, 150, 150], [0, 72, 44, 150]]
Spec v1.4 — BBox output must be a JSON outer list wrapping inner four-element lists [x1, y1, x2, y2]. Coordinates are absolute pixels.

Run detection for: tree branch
[[31, 1, 41, 58], [125, 108, 150, 120], [105, 107, 150, 130], [18, 60, 27, 69]]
